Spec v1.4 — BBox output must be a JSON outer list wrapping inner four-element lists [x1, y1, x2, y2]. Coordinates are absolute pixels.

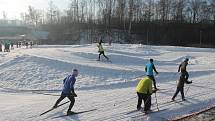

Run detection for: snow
[[0, 44, 215, 121]]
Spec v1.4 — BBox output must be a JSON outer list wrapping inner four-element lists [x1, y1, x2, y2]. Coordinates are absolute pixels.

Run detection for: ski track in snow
[[0, 44, 215, 121]]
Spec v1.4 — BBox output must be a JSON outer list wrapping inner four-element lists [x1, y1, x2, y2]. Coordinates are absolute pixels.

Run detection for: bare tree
[[2, 11, 7, 24], [158, 0, 172, 21], [141, 0, 155, 22], [171, 0, 186, 22], [128, 0, 134, 34], [211, 0, 215, 24], [199, 1, 211, 22], [47, 1, 57, 24], [80, 0, 86, 23], [115, 0, 126, 24], [27, 6, 42, 27], [189, 0, 202, 23]]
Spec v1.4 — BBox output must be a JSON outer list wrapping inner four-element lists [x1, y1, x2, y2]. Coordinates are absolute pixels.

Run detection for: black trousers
[[148, 75, 157, 89], [54, 92, 75, 111], [99, 51, 109, 60], [184, 71, 189, 80], [137, 92, 151, 111], [172, 87, 185, 99]]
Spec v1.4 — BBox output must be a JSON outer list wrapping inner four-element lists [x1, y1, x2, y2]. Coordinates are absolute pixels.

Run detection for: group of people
[[136, 58, 192, 113], [52, 44, 192, 115], [0, 42, 11, 52], [0, 41, 34, 52], [16, 41, 34, 49]]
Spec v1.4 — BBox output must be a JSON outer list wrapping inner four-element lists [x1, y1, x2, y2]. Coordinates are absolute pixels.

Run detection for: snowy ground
[[0, 44, 215, 121]]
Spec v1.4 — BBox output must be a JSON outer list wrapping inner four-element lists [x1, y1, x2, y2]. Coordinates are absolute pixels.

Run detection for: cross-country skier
[[4, 42, 10, 52], [11, 42, 14, 50], [30, 41, 33, 48], [16, 42, 18, 48], [136, 76, 156, 113], [97, 41, 109, 61], [172, 70, 192, 101], [18, 41, 21, 48], [26, 42, 29, 48], [53, 69, 78, 115], [178, 58, 189, 80], [145, 59, 159, 90]]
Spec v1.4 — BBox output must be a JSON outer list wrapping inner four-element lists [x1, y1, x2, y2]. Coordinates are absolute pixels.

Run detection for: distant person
[[26, 42, 29, 48], [30, 41, 33, 48], [136, 76, 156, 113], [53, 69, 78, 115], [97, 41, 109, 61], [18, 41, 21, 48], [172, 70, 192, 101], [178, 58, 189, 80], [11, 42, 14, 50], [4, 43, 10, 52], [145, 59, 159, 90], [16, 42, 19, 48]]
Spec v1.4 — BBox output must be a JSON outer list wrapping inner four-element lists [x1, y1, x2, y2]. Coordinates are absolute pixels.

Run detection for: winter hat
[[150, 58, 154, 62], [73, 69, 78, 73], [73, 69, 78, 75]]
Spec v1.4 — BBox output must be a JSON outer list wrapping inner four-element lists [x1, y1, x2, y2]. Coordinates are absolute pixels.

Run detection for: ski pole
[[133, 74, 145, 80], [174, 72, 179, 84], [154, 92, 159, 111], [185, 85, 191, 96]]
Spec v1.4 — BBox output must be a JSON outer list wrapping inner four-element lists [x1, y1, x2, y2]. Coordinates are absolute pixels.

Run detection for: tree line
[[20, 0, 215, 47]]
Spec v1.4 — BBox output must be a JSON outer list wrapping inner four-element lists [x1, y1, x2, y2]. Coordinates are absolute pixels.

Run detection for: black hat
[[185, 58, 189, 62], [150, 59, 153, 62]]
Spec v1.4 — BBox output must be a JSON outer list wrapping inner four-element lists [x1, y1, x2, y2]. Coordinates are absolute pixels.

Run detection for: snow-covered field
[[0, 44, 215, 121]]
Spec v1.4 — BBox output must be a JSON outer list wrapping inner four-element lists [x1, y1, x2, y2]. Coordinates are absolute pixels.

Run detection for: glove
[[188, 81, 192, 84], [71, 92, 77, 97], [186, 80, 192, 84], [152, 89, 157, 93]]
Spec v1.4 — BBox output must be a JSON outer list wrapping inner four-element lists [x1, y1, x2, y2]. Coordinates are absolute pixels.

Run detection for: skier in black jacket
[[172, 70, 192, 101], [178, 58, 189, 80]]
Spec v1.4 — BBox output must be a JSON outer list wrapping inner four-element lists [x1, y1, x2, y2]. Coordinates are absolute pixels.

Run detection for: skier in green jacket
[[97, 41, 109, 61]]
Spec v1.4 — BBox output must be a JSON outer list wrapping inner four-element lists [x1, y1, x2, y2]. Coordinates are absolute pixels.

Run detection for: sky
[[0, 0, 70, 19]]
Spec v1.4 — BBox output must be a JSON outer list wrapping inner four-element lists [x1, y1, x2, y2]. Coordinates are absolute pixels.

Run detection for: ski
[[153, 88, 167, 92], [126, 109, 156, 115], [107, 60, 112, 63], [96, 59, 112, 63], [51, 109, 97, 119], [126, 109, 141, 115], [131, 110, 167, 120], [157, 99, 190, 109], [40, 101, 70, 116], [126, 108, 167, 116]]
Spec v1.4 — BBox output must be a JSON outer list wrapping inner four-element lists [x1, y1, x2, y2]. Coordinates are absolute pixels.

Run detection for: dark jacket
[[177, 72, 192, 88], [62, 75, 76, 94], [178, 61, 188, 72]]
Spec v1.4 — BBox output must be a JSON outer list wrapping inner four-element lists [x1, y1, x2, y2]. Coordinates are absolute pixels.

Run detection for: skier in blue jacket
[[145, 59, 159, 90], [53, 69, 78, 115]]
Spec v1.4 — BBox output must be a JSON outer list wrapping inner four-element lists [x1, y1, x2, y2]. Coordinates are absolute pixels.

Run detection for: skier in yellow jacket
[[97, 41, 109, 61], [136, 76, 155, 112]]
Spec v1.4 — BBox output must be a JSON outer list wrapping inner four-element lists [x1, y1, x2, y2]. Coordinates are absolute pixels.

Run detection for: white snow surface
[[0, 44, 215, 121]]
